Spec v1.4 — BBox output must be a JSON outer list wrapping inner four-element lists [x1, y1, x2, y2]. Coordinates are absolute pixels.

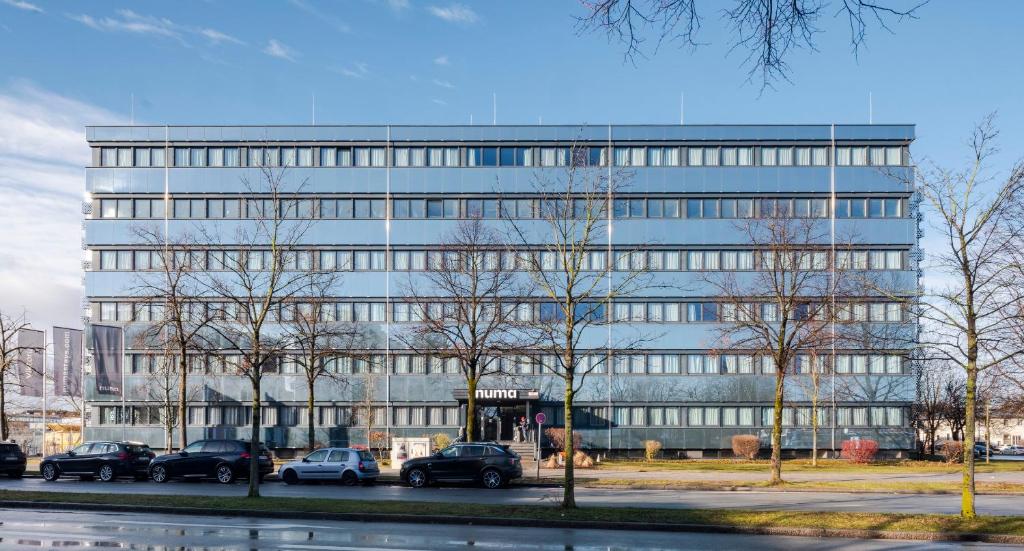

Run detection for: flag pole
[[121, 325, 127, 441], [42, 329, 48, 455]]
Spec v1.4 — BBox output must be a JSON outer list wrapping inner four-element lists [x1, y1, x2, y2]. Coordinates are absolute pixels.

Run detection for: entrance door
[[499, 405, 527, 442], [481, 407, 500, 441]]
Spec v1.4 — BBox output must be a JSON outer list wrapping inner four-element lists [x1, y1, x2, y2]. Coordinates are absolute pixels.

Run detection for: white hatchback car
[[279, 447, 379, 485]]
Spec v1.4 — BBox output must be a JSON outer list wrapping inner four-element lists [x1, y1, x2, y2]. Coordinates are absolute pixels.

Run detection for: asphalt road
[[0, 508, 1017, 550], [1, 476, 1022, 516]]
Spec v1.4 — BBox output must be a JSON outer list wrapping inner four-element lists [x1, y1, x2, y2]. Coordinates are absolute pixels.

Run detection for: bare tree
[[506, 158, 649, 509], [398, 217, 526, 443], [916, 115, 1024, 517], [282, 271, 367, 451], [705, 214, 858, 485], [915, 360, 947, 455], [0, 309, 34, 441], [200, 166, 313, 497], [133, 227, 212, 451], [576, 0, 924, 87]]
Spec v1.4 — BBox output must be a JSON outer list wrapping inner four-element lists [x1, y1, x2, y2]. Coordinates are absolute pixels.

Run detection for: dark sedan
[[400, 442, 522, 489], [41, 441, 154, 482], [149, 439, 273, 484], [0, 442, 26, 478]]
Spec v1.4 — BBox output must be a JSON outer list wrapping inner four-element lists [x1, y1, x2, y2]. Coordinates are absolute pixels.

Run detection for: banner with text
[[16, 328, 44, 397], [52, 327, 83, 397], [91, 325, 122, 396]]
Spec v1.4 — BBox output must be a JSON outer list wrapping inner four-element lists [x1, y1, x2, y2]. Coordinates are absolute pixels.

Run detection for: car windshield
[[439, 447, 458, 458], [357, 451, 374, 461], [182, 441, 204, 453]]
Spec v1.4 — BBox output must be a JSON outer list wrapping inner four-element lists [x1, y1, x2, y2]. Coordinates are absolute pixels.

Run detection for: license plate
[[3, 455, 16, 461]]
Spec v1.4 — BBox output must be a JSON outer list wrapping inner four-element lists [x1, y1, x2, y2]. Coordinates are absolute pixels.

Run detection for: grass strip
[[578, 478, 1024, 494], [2, 488, 1024, 539], [597, 458, 1024, 473]]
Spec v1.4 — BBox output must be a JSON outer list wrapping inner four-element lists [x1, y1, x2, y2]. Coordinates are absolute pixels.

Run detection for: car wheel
[[151, 465, 169, 483], [98, 464, 116, 482], [340, 471, 358, 486], [282, 469, 299, 485], [406, 468, 428, 488], [41, 463, 59, 482], [481, 468, 504, 489], [215, 464, 235, 484]]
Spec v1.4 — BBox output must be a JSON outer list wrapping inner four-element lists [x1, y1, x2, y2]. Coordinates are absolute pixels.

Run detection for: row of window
[[97, 404, 905, 429], [96, 145, 907, 168], [126, 352, 907, 377], [97, 299, 908, 324], [94, 248, 908, 273], [96, 196, 909, 220]]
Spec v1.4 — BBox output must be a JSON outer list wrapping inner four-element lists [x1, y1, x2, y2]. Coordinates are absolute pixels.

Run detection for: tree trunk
[[811, 388, 819, 467], [466, 377, 477, 443], [770, 370, 785, 485], [562, 378, 576, 509], [178, 354, 188, 450], [248, 376, 262, 498], [962, 361, 977, 518], [0, 373, 8, 441], [307, 375, 316, 450]]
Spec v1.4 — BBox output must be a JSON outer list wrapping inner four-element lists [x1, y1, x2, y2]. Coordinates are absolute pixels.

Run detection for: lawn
[[597, 458, 1024, 474], [1, 489, 1023, 538], [579, 478, 1024, 494]]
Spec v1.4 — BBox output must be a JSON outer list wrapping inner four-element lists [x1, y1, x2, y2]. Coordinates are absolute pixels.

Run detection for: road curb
[[2, 499, 1023, 544]]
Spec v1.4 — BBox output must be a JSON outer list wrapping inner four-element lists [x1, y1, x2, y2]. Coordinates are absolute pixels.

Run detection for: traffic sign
[[535, 412, 546, 425]]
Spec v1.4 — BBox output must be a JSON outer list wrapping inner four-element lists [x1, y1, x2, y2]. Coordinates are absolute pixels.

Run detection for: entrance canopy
[[452, 388, 539, 404]]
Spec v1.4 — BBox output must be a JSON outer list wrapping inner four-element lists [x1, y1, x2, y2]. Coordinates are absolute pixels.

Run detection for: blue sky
[[1, 0, 1023, 331]]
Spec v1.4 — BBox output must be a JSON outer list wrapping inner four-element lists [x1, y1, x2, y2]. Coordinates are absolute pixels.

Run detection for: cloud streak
[[263, 39, 297, 61], [432, 78, 455, 89], [428, 3, 479, 24], [3, 0, 43, 13], [67, 9, 242, 48], [433, 55, 450, 66], [288, 0, 351, 33]]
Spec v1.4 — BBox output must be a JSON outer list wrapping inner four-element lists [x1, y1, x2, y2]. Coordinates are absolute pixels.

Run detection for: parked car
[[149, 439, 273, 484], [999, 445, 1024, 455], [0, 442, 26, 479], [400, 442, 521, 489], [40, 441, 154, 482], [973, 443, 995, 458], [279, 447, 379, 485]]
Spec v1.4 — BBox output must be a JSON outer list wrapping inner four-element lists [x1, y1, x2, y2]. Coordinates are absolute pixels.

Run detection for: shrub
[[369, 431, 389, 461], [842, 439, 880, 463], [432, 432, 452, 451], [943, 441, 965, 464], [644, 440, 663, 462], [731, 435, 760, 460], [573, 450, 595, 468], [544, 428, 582, 450]]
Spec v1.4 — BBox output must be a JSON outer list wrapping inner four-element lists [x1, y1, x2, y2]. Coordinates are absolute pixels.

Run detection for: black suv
[[41, 441, 154, 482], [400, 442, 522, 489], [149, 439, 274, 484], [0, 442, 26, 478]]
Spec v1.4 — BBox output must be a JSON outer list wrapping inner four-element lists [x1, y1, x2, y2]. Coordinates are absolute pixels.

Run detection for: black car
[[0, 442, 26, 478], [41, 441, 154, 482], [400, 442, 522, 489], [149, 439, 274, 484]]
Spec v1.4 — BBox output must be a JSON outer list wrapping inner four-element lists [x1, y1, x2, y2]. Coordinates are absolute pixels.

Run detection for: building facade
[[83, 124, 918, 454]]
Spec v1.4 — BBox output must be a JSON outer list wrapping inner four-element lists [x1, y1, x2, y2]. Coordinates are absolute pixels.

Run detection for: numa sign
[[475, 389, 519, 400]]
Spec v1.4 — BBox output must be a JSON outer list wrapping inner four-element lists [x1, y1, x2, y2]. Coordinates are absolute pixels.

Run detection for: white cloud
[[432, 78, 455, 89], [263, 39, 297, 61], [288, 0, 351, 33], [337, 61, 370, 79], [0, 80, 123, 330], [387, 0, 410, 10], [67, 9, 242, 49], [198, 28, 245, 45], [3, 0, 43, 13], [433, 55, 449, 66], [428, 3, 478, 24], [431, 98, 448, 106]]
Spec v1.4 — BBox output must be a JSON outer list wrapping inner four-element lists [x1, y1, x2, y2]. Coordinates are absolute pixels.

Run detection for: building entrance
[[479, 404, 528, 442], [452, 388, 540, 443]]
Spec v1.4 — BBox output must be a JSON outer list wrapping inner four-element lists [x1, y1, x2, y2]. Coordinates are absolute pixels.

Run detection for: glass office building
[[83, 124, 918, 454]]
